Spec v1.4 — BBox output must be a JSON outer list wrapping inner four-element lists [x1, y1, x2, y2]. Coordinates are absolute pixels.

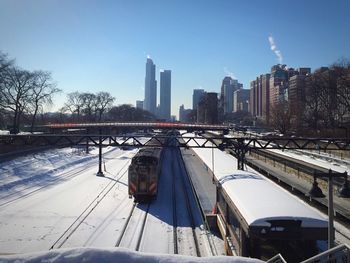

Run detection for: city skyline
[[0, 0, 349, 118]]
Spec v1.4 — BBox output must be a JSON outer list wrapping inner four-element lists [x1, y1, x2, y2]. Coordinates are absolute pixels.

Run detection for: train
[[186, 134, 328, 262], [128, 135, 167, 202], [214, 168, 328, 262]]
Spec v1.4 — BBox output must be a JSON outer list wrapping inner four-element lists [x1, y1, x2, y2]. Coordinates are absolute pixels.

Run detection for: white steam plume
[[224, 67, 237, 79], [268, 35, 283, 64]]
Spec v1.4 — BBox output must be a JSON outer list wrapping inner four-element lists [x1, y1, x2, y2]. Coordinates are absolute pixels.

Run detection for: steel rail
[[174, 146, 201, 257], [114, 203, 137, 247], [49, 159, 131, 250]]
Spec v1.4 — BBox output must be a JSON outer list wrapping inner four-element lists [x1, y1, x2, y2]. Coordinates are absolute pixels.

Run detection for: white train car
[[187, 135, 328, 262], [215, 169, 327, 262]]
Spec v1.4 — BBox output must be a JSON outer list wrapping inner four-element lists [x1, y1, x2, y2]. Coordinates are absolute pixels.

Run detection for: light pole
[[96, 129, 104, 177], [308, 169, 350, 249]]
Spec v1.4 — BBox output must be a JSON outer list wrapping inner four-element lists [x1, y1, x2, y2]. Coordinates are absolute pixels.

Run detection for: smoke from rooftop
[[268, 35, 283, 64]]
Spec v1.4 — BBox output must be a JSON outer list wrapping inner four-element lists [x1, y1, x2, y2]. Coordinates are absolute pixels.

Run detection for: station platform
[[246, 155, 350, 221], [181, 148, 217, 215]]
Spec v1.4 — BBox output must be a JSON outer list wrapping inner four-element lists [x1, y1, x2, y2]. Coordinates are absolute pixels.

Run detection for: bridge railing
[[266, 253, 287, 263], [300, 243, 350, 263]]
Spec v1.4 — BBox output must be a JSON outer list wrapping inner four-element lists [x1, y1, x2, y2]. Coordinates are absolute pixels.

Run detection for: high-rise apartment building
[[220, 76, 243, 114], [144, 58, 157, 115], [197, 92, 218, 124], [159, 70, 171, 120], [250, 76, 263, 118], [234, 89, 250, 112], [250, 65, 311, 124], [269, 65, 289, 107], [179, 104, 192, 122], [192, 89, 205, 110], [261, 74, 271, 122]]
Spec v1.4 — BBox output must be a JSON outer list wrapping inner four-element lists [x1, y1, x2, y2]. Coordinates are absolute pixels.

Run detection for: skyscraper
[[159, 70, 171, 120], [197, 92, 218, 124], [144, 58, 157, 115], [220, 76, 243, 114], [192, 89, 205, 110]]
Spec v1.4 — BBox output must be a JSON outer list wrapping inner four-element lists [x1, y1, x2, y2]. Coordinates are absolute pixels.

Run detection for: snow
[[186, 134, 328, 228], [224, 133, 350, 174], [0, 140, 234, 261], [0, 247, 263, 263], [2, 132, 344, 261], [0, 130, 10, 135], [268, 149, 350, 174], [0, 146, 138, 253]]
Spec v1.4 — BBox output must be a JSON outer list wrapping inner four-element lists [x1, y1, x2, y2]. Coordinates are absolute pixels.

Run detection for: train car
[[215, 169, 328, 262], [128, 136, 164, 202]]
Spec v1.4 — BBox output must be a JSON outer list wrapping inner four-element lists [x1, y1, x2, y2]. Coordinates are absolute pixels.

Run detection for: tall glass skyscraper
[[159, 70, 171, 120], [144, 58, 157, 115], [192, 89, 205, 110]]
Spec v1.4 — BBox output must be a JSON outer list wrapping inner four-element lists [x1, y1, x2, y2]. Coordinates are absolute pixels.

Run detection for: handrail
[[266, 253, 287, 263], [301, 243, 350, 263]]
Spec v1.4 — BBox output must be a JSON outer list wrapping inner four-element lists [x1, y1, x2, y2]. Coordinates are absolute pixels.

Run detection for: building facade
[[159, 70, 171, 120], [136, 100, 143, 110], [179, 104, 192, 122], [144, 58, 157, 115], [220, 76, 243, 114], [234, 89, 250, 112], [197, 92, 218, 124], [192, 89, 205, 110]]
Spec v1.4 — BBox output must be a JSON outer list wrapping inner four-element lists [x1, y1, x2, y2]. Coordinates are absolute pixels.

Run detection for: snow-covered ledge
[[0, 247, 264, 263]]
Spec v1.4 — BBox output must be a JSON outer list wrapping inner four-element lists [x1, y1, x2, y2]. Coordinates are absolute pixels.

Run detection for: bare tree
[[331, 61, 350, 124], [108, 104, 155, 121], [0, 52, 14, 75], [0, 67, 33, 133], [80, 92, 97, 121], [269, 102, 292, 134], [95, 92, 115, 121], [62, 92, 84, 121], [304, 72, 325, 130], [29, 71, 61, 131]]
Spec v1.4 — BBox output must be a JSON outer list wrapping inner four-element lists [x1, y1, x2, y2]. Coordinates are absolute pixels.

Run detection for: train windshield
[[133, 156, 158, 165], [249, 238, 323, 262]]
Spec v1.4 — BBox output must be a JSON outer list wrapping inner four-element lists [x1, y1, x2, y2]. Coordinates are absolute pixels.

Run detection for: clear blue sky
[[1, 0, 349, 118]]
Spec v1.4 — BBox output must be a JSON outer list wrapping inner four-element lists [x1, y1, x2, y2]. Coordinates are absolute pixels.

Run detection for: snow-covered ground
[[0, 142, 246, 262], [0, 146, 137, 253], [2, 132, 349, 262], [267, 149, 350, 173]]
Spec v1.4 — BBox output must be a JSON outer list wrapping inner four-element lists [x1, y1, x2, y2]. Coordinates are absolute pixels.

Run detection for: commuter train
[[128, 136, 165, 202], [214, 169, 328, 262]]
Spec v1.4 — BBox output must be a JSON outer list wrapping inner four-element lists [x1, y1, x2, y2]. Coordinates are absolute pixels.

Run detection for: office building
[[144, 58, 157, 115], [197, 92, 218, 124], [234, 89, 250, 112], [220, 76, 243, 114], [192, 89, 205, 110], [179, 104, 192, 122], [159, 70, 171, 120]]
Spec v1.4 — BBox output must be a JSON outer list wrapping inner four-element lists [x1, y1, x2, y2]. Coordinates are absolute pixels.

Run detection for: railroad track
[[49, 159, 131, 250], [115, 147, 205, 255], [171, 147, 201, 256], [115, 202, 151, 251]]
